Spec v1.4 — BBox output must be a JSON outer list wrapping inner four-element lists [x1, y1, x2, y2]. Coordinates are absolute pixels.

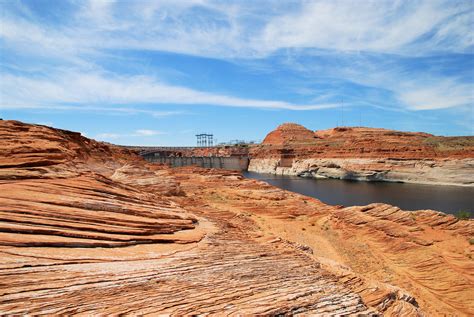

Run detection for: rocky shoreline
[[248, 157, 474, 186], [249, 123, 474, 187]]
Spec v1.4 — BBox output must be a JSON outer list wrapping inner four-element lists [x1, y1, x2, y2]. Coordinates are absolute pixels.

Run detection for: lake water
[[243, 171, 474, 216]]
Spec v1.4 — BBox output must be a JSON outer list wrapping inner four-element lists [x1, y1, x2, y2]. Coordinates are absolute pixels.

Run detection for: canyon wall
[[249, 123, 474, 186], [249, 157, 474, 186]]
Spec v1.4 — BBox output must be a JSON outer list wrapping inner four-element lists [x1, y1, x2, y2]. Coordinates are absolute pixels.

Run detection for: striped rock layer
[[0, 120, 473, 315]]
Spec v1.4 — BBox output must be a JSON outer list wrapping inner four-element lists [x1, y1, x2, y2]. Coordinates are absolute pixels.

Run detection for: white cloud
[[95, 129, 166, 143], [351, 68, 474, 111], [0, 72, 338, 111], [1, 0, 471, 62], [261, 1, 468, 54], [104, 0, 472, 56], [398, 81, 473, 110], [133, 129, 164, 136], [0, 0, 472, 114], [0, 101, 185, 117], [79, 0, 117, 28], [96, 133, 120, 139], [278, 51, 473, 111]]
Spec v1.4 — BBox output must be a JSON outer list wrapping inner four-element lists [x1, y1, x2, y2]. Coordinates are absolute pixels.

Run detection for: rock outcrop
[[172, 167, 474, 316], [0, 121, 200, 249], [249, 124, 474, 186], [262, 123, 317, 145], [1, 120, 473, 315]]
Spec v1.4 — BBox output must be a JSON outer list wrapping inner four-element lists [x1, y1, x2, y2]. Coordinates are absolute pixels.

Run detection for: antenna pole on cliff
[[471, 102, 473, 136], [341, 97, 344, 127]]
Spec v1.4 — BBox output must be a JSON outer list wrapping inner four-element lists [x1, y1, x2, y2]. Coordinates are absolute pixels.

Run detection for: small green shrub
[[469, 238, 474, 245], [455, 210, 471, 220]]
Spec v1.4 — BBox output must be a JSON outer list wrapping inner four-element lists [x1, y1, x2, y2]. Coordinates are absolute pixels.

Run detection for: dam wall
[[143, 154, 249, 171]]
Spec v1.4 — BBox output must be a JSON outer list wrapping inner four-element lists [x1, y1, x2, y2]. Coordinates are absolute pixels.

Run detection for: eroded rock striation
[[0, 121, 199, 249], [1, 120, 473, 315], [249, 123, 474, 186]]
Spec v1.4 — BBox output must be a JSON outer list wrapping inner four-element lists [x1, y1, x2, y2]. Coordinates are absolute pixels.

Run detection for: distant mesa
[[251, 122, 474, 186], [259, 123, 470, 159], [262, 123, 440, 147]]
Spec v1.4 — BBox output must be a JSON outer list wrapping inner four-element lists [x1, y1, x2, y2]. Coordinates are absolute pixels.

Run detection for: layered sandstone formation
[[249, 123, 474, 186], [1, 120, 473, 315], [175, 169, 474, 316]]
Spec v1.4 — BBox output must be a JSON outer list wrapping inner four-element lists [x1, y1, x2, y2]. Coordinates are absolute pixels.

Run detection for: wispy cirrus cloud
[[0, 102, 185, 118], [275, 50, 473, 111], [398, 81, 473, 110], [96, 129, 166, 142], [134, 129, 164, 136], [0, 0, 472, 120], [261, 1, 473, 55], [0, 72, 338, 111], [2, 0, 471, 59], [96, 132, 121, 140]]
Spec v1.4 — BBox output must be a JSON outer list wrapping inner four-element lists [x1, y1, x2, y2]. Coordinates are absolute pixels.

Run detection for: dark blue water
[[243, 172, 473, 216]]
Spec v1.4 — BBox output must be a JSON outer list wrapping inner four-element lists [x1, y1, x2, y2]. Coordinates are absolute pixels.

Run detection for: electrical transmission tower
[[195, 133, 214, 147]]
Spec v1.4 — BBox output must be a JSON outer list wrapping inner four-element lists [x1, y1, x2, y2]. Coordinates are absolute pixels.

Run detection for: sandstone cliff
[[1, 120, 473, 315], [249, 123, 474, 186]]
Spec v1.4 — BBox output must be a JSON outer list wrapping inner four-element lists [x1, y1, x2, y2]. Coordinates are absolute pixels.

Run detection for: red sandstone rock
[[171, 167, 473, 316], [0, 120, 472, 315], [262, 123, 317, 145], [0, 121, 199, 249], [255, 124, 474, 159], [250, 123, 474, 185]]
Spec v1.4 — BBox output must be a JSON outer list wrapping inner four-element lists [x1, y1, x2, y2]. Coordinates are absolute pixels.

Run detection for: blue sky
[[0, 0, 473, 145]]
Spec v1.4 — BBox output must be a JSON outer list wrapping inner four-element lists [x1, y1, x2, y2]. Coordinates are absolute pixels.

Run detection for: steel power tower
[[196, 133, 214, 147]]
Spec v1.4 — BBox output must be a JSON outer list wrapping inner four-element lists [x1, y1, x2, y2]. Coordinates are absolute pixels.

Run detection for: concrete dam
[[138, 147, 250, 171]]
